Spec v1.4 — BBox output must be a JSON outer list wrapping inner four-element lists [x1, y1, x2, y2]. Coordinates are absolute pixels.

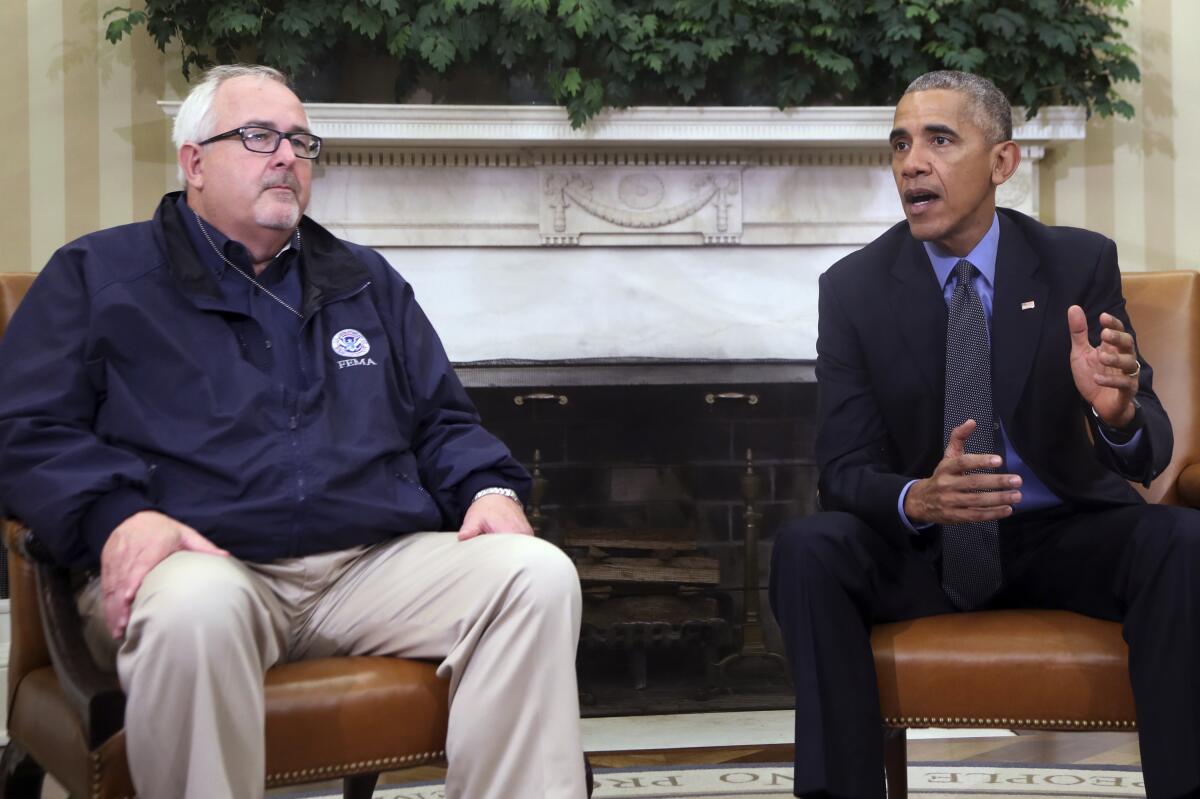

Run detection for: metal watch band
[[472, 486, 521, 505]]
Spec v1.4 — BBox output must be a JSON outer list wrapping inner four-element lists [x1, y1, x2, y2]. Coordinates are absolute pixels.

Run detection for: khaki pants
[[78, 532, 585, 799]]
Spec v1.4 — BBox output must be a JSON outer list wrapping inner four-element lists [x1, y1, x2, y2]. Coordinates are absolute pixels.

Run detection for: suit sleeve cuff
[[81, 487, 154, 559]]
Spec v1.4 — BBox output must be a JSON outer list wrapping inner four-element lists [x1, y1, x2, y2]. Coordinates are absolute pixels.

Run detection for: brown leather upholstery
[[873, 610, 1135, 729], [0, 271, 34, 341], [262, 659, 448, 787], [0, 275, 48, 735], [1123, 270, 1200, 505], [873, 270, 1200, 744], [6, 650, 449, 799], [0, 273, 451, 798], [1178, 463, 1200, 508], [5, 520, 50, 719]]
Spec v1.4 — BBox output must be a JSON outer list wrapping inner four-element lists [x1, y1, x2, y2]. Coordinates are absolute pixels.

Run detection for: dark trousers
[[768, 503, 1200, 799]]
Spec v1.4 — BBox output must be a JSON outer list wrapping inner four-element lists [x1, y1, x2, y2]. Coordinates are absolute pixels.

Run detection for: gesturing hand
[[904, 419, 1022, 526], [1067, 305, 1140, 429], [458, 494, 534, 541], [100, 510, 229, 640]]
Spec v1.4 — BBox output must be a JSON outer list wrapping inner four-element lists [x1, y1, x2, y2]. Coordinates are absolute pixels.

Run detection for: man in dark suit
[[770, 70, 1200, 799]]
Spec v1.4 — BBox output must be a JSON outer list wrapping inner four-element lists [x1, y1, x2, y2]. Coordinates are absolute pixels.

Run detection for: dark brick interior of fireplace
[[466, 376, 818, 715]]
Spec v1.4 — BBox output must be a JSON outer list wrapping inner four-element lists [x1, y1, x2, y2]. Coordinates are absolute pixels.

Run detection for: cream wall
[[1, 0, 186, 275], [2, 0, 1196, 274], [1040, 0, 1200, 272]]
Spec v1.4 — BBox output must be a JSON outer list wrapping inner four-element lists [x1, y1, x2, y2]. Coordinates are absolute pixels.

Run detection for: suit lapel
[[991, 213, 1048, 423], [888, 236, 948, 395]]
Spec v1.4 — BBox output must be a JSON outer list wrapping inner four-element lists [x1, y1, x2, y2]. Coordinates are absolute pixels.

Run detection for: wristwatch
[[472, 486, 522, 505], [1091, 398, 1143, 444]]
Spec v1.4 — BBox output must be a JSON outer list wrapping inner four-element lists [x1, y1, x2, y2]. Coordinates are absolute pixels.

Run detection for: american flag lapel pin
[[1021, 300, 1036, 310]]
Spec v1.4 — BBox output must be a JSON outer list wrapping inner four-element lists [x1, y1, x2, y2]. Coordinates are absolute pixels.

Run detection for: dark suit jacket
[[814, 207, 1173, 548]]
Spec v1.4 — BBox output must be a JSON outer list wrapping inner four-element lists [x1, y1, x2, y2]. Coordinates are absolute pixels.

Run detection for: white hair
[[173, 64, 297, 185]]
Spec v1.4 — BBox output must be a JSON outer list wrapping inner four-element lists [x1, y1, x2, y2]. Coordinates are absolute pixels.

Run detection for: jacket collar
[[153, 192, 370, 317]]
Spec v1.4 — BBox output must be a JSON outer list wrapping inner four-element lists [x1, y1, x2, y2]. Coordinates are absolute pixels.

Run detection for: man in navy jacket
[[0, 64, 586, 799]]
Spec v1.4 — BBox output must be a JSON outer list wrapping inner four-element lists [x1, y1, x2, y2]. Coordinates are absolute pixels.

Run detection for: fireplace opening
[[463, 363, 815, 716]]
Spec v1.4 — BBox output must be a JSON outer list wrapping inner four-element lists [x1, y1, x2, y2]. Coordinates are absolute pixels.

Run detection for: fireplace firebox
[[462, 362, 815, 715]]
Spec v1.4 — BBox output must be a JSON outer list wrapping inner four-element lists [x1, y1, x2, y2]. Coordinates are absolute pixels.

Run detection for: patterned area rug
[[281, 762, 1145, 799]]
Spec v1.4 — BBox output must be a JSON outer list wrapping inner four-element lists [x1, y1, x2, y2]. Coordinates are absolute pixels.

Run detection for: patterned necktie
[[941, 259, 1003, 610]]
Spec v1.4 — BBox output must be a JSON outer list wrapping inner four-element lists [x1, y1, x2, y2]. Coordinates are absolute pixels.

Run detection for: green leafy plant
[[104, 0, 1139, 127]]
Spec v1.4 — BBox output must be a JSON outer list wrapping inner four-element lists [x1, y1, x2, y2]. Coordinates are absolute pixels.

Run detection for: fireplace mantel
[[163, 101, 1086, 148], [303, 103, 1084, 149], [160, 101, 1084, 249], [159, 102, 1086, 361]]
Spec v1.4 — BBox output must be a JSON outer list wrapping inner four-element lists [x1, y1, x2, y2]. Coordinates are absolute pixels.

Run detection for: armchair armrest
[[1177, 463, 1200, 509], [19, 530, 126, 748]]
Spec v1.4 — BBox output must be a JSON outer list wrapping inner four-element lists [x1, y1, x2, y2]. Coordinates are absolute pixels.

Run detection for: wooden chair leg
[[0, 741, 45, 799], [343, 772, 380, 799], [883, 727, 907, 799]]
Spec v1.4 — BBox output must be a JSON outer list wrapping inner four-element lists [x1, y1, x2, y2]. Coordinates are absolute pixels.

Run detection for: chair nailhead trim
[[91, 751, 133, 799], [883, 716, 1136, 730], [266, 750, 447, 787], [91, 749, 447, 796]]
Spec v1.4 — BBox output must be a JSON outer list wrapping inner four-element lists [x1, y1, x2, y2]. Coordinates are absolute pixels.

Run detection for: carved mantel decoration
[[540, 168, 742, 245], [160, 103, 1085, 362]]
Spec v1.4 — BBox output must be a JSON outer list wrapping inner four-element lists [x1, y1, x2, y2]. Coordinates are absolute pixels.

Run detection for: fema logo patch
[[331, 329, 370, 358]]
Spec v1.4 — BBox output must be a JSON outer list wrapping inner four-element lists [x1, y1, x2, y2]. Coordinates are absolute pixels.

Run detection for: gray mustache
[[262, 175, 299, 193]]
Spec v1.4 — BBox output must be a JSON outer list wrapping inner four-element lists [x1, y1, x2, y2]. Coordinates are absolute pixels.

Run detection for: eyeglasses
[[198, 126, 323, 159]]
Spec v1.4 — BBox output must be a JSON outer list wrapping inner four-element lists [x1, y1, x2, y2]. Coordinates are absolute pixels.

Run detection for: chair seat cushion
[[10, 657, 450, 799], [871, 609, 1136, 730], [264, 656, 450, 786]]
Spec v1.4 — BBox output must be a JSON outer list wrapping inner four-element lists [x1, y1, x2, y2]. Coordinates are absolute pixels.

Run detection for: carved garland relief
[[540, 168, 744, 246]]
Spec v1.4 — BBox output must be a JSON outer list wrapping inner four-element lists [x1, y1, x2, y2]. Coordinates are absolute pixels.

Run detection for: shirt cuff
[[1096, 424, 1145, 459], [80, 486, 155, 559], [898, 479, 935, 534]]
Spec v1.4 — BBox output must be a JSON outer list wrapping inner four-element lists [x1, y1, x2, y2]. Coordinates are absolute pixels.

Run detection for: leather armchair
[[0, 272, 453, 798], [872, 269, 1200, 796]]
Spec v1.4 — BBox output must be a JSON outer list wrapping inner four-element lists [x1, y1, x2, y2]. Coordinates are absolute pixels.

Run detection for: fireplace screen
[[465, 366, 815, 715]]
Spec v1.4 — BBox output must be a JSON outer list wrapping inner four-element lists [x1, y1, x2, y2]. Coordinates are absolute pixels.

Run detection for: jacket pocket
[[145, 461, 161, 503], [389, 452, 441, 524]]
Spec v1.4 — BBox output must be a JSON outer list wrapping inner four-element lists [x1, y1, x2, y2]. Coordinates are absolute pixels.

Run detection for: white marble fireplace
[[287, 103, 1085, 365]]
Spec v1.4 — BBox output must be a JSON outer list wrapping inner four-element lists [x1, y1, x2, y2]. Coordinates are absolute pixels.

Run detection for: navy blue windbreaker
[[0, 193, 529, 568]]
